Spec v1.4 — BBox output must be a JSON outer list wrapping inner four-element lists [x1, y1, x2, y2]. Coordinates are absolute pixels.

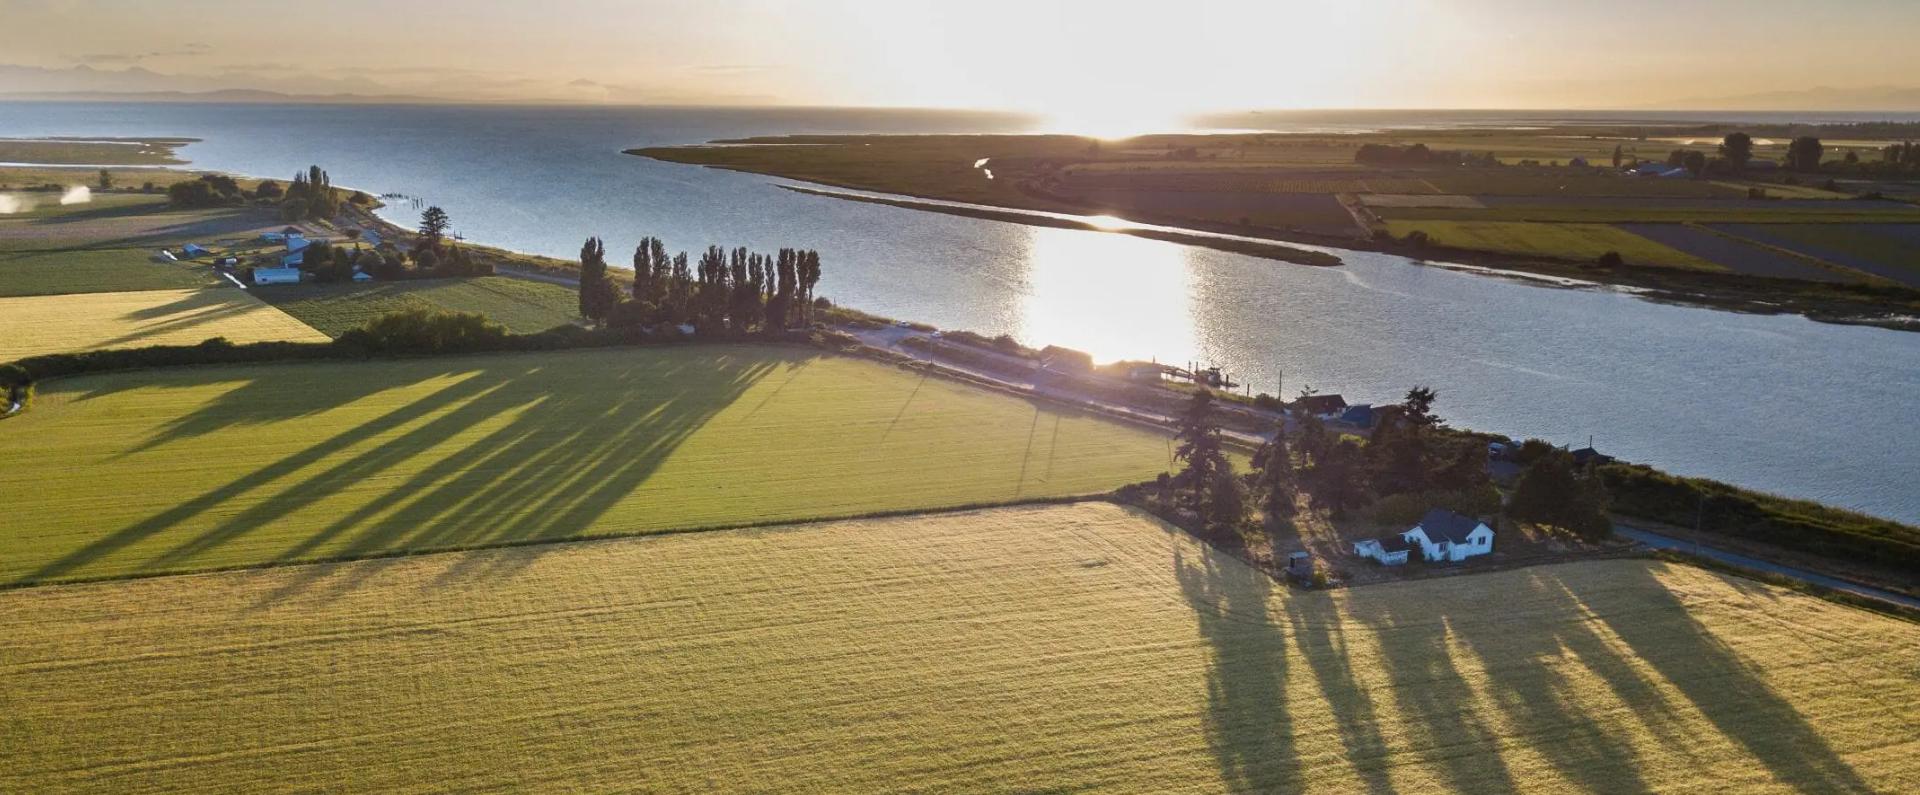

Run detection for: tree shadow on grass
[[17, 361, 540, 585], [1283, 591, 1398, 795], [1172, 544, 1298, 792], [1344, 586, 1522, 795], [250, 354, 784, 605], [1584, 562, 1876, 793], [1441, 570, 1654, 795]]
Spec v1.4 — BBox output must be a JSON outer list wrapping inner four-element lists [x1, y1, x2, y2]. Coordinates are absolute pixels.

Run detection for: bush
[[1600, 463, 1920, 569], [167, 176, 245, 208], [1597, 251, 1624, 267], [336, 309, 509, 355]]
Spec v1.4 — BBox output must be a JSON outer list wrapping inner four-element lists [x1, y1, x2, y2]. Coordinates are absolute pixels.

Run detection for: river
[[2, 102, 1916, 523]]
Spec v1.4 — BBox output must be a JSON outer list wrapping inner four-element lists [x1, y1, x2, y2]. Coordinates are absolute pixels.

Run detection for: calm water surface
[[2, 103, 1915, 522]]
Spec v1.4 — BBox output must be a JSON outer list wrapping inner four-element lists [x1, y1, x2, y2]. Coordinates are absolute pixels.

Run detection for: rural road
[[1617, 525, 1920, 611], [846, 325, 1272, 448]]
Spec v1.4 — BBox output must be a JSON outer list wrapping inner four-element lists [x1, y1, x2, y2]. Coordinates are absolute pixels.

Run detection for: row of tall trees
[[577, 236, 823, 333], [281, 165, 341, 221], [1169, 384, 1612, 542]]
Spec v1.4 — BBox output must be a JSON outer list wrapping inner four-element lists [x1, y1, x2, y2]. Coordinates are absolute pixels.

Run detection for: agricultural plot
[[1377, 202, 1920, 225], [0, 288, 328, 358], [1714, 224, 1920, 288], [0, 346, 1172, 584], [256, 276, 580, 336], [1072, 188, 1361, 235], [0, 194, 289, 296], [1384, 220, 1719, 269], [1618, 224, 1855, 283], [5, 502, 1917, 793]]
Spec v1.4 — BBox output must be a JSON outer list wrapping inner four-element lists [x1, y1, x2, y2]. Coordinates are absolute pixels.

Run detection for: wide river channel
[[3, 103, 1915, 522]]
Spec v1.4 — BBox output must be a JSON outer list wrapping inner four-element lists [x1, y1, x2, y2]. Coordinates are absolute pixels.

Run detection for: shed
[[280, 250, 305, 267], [1292, 394, 1348, 418], [251, 267, 303, 285], [1570, 446, 1615, 467], [1339, 404, 1375, 427], [181, 243, 210, 258]]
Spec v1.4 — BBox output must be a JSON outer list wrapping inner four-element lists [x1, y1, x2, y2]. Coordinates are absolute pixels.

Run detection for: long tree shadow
[[1441, 571, 1654, 794], [1172, 544, 1298, 791], [1344, 586, 1522, 795], [1283, 591, 1398, 795], [18, 361, 540, 584], [248, 354, 784, 604], [1588, 562, 1876, 792]]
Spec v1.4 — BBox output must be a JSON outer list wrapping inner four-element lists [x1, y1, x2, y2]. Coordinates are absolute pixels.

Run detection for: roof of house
[[1413, 508, 1487, 545], [1294, 394, 1347, 414], [1377, 534, 1413, 553], [252, 267, 302, 281], [1340, 404, 1374, 424], [1570, 446, 1615, 465]]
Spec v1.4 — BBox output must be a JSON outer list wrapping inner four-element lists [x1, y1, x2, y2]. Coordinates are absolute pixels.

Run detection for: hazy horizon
[[6, 1, 1920, 133]]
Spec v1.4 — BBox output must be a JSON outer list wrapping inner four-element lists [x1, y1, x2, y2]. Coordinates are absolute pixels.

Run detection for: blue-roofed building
[[251, 266, 302, 285], [181, 243, 210, 258], [1339, 404, 1375, 428]]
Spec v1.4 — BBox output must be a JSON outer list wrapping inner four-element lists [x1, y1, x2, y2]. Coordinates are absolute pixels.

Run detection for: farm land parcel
[[4, 502, 1917, 793], [0, 345, 1172, 584], [0, 287, 327, 357]]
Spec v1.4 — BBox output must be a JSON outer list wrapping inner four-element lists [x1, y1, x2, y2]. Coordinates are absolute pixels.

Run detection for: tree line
[[577, 236, 823, 333], [1166, 385, 1612, 548]]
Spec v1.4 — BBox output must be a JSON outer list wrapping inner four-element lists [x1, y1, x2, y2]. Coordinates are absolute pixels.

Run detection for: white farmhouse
[[1355, 509, 1494, 565]]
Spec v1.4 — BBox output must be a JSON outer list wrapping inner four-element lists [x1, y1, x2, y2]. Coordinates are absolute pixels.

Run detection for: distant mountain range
[[0, 88, 450, 105], [1654, 85, 1920, 112]]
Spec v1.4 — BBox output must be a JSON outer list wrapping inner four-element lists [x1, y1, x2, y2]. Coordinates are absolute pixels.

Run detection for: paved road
[[847, 325, 1273, 447], [1617, 525, 1920, 611]]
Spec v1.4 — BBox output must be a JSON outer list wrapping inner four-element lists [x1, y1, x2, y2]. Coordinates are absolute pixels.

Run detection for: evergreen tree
[[1306, 440, 1370, 516], [578, 237, 615, 321], [1787, 136, 1825, 171], [1508, 451, 1613, 539], [419, 206, 452, 245], [1253, 420, 1296, 518], [1173, 391, 1231, 512], [1720, 132, 1754, 171]]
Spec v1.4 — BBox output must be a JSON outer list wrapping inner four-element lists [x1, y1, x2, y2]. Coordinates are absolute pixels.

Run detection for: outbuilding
[[1292, 394, 1348, 419], [251, 266, 303, 285], [181, 243, 210, 258], [1354, 534, 1413, 566]]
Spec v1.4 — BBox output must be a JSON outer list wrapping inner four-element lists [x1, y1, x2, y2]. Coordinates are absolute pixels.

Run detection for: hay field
[[0, 288, 328, 358], [1385, 221, 1720, 269], [256, 276, 579, 337], [0, 346, 1171, 584], [4, 502, 1916, 793], [0, 194, 288, 296]]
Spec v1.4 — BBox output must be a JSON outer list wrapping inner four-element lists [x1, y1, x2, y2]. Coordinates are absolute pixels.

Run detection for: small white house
[[1356, 509, 1494, 565], [252, 266, 303, 285]]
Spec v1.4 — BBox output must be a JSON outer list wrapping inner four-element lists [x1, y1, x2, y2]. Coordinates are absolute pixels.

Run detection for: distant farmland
[[0, 346, 1172, 584], [4, 503, 1916, 793], [0, 288, 328, 358]]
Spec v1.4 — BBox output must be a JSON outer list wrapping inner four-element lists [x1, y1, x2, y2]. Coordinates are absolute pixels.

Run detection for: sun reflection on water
[[1015, 225, 1198, 365]]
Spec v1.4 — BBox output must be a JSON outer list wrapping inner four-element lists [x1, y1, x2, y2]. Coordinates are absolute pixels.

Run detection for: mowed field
[[4, 502, 1917, 793], [256, 276, 580, 337], [0, 287, 328, 358], [0, 346, 1172, 584], [1383, 220, 1718, 269], [0, 192, 288, 296]]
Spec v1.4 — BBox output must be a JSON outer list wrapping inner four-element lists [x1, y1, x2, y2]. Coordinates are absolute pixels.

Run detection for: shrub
[[1600, 463, 1920, 569], [1597, 251, 1624, 267], [336, 309, 509, 355]]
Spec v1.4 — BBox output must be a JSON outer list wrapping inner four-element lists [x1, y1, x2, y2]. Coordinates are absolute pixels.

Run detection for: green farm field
[[1376, 203, 1920, 225], [0, 346, 1172, 584], [4, 502, 1917, 793], [256, 276, 581, 337], [0, 288, 328, 358], [1384, 220, 1719, 269], [0, 193, 290, 296]]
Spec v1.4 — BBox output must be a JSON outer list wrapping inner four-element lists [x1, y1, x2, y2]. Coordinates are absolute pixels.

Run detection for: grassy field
[[4, 501, 1916, 793], [1715, 224, 1920, 287], [0, 194, 290, 296], [1375, 204, 1920, 225], [256, 276, 581, 337], [1384, 220, 1720, 269], [0, 137, 189, 166], [0, 346, 1172, 584], [0, 288, 328, 358]]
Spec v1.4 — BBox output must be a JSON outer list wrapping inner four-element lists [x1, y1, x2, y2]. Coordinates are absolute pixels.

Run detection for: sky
[[3, 0, 1919, 126]]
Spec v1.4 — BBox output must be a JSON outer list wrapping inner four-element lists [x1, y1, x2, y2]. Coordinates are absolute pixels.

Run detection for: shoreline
[[632, 145, 1920, 334]]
